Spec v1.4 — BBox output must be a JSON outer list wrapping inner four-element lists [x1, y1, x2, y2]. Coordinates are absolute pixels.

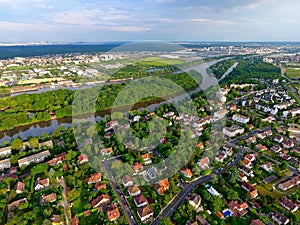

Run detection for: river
[[0, 58, 234, 145]]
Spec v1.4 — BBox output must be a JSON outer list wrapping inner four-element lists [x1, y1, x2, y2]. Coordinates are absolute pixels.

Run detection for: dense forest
[[220, 58, 281, 85], [209, 59, 236, 79]]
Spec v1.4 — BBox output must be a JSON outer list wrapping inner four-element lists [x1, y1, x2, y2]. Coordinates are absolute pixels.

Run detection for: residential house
[[100, 147, 113, 156], [128, 186, 141, 197], [278, 175, 300, 191], [243, 159, 252, 168], [261, 162, 273, 173], [134, 194, 148, 207], [232, 114, 250, 124], [0, 158, 11, 170], [78, 154, 89, 165], [137, 205, 153, 222], [242, 182, 258, 198], [142, 153, 152, 165], [18, 150, 51, 167], [196, 215, 210, 225], [274, 135, 284, 143], [255, 144, 267, 151], [35, 178, 50, 191], [216, 211, 225, 219], [272, 211, 289, 225], [227, 200, 249, 217], [180, 168, 193, 178], [223, 125, 245, 137], [15, 181, 25, 194], [154, 179, 170, 195], [87, 173, 102, 185], [40, 193, 57, 205], [279, 198, 298, 213], [238, 172, 248, 182], [50, 215, 61, 225], [132, 162, 143, 173], [280, 150, 291, 160], [197, 142, 204, 149], [188, 193, 201, 209], [238, 166, 254, 177], [250, 219, 265, 225], [215, 153, 226, 163], [246, 136, 257, 145], [271, 145, 282, 153], [107, 204, 120, 221], [94, 182, 107, 191], [147, 167, 158, 179], [282, 139, 294, 149], [91, 194, 110, 208], [198, 157, 210, 170], [122, 175, 133, 187], [47, 152, 66, 166]]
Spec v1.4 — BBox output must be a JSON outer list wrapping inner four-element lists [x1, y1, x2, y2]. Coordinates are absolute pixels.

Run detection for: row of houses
[[121, 175, 154, 222]]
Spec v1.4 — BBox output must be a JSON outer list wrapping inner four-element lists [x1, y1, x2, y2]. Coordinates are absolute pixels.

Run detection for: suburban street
[[102, 158, 138, 225]]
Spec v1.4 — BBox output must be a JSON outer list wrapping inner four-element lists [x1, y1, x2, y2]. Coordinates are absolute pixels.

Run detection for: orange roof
[[87, 173, 102, 184], [216, 211, 224, 219], [181, 168, 193, 177], [243, 159, 251, 165], [107, 205, 120, 221], [159, 179, 170, 189], [240, 202, 249, 209], [197, 143, 204, 148], [142, 153, 151, 160], [132, 162, 143, 172]]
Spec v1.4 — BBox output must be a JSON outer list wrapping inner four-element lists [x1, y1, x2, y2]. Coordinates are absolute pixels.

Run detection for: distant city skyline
[[0, 0, 300, 42]]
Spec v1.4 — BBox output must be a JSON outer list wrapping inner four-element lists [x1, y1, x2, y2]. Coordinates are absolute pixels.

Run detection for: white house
[[223, 125, 245, 137], [232, 114, 250, 124]]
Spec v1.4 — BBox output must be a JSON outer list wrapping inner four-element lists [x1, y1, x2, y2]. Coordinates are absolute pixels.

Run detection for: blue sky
[[0, 0, 299, 42]]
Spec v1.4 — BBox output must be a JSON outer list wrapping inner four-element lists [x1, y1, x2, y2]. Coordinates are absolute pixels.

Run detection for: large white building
[[0, 158, 11, 170], [0, 146, 12, 158], [223, 125, 245, 137], [18, 150, 51, 167], [232, 114, 250, 124]]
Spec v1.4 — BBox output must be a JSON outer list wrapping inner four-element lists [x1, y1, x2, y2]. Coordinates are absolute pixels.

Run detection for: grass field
[[256, 184, 284, 199], [286, 69, 300, 78], [137, 56, 184, 66]]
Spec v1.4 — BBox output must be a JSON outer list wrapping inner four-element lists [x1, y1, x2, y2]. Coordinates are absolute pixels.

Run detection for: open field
[[137, 56, 184, 66], [286, 69, 300, 78], [256, 184, 284, 199]]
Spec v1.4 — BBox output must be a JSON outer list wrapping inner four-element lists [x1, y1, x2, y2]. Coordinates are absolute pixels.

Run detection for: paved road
[[102, 158, 138, 225]]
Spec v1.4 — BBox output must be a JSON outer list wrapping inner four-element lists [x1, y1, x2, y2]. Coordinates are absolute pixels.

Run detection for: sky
[[0, 0, 299, 42]]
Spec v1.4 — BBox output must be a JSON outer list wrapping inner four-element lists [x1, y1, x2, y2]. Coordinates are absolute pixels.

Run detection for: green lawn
[[286, 69, 300, 78], [256, 183, 284, 199], [137, 56, 184, 66]]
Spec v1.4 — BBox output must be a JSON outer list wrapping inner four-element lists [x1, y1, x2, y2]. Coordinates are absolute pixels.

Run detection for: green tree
[[159, 217, 173, 225], [11, 138, 23, 150], [29, 137, 39, 149]]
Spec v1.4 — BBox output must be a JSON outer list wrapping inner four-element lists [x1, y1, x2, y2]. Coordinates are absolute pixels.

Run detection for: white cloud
[[185, 18, 234, 25], [49, 8, 130, 26]]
